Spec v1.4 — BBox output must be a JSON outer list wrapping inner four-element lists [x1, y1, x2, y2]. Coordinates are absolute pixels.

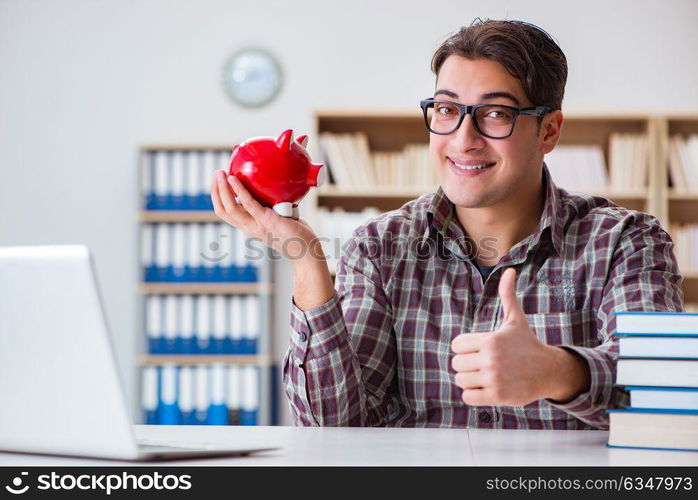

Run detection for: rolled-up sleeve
[[546, 214, 684, 428], [282, 233, 397, 426]]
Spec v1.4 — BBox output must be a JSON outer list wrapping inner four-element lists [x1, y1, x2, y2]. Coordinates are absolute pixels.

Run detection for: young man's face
[[429, 55, 553, 209]]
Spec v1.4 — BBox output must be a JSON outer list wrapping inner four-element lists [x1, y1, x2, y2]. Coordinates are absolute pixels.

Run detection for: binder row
[[142, 149, 230, 210], [147, 295, 260, 354], [142, 365, 259, 426], [141, 223, 262, 282]]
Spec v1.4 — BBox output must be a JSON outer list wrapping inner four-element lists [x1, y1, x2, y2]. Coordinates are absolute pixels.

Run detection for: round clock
[[222, 48, 283, 108]]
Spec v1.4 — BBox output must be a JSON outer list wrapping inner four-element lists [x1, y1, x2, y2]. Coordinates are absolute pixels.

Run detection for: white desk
[[0, 426, 697, 466]]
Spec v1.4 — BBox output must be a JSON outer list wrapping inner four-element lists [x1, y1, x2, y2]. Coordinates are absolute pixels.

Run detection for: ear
[[539, 110, 563, 155]]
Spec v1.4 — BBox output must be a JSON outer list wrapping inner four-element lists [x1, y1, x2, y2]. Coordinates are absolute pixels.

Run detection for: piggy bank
[[228, 129, 327, 219]]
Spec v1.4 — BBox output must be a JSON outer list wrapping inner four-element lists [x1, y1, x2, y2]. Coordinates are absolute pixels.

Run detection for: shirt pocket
[[524, 308, 598, 348]]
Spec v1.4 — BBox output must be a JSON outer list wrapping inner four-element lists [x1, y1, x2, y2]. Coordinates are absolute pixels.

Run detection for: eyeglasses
[[419, 98, 552, 139]]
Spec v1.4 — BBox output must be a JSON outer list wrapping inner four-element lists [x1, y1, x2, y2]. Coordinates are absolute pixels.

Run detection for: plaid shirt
[[283, 165, 684, 429]]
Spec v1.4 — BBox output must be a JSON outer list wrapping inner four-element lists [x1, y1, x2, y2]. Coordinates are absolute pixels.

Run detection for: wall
[[1, 0, 697, 425]]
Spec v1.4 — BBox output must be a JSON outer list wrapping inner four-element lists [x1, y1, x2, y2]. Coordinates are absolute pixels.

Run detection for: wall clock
[[222, 48, 283, 108]]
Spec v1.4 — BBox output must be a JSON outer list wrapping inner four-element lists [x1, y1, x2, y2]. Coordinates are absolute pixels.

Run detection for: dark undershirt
[[473, 260, 496, 281]]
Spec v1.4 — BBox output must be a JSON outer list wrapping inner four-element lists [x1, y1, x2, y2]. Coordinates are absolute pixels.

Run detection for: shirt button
[[478, 411, 492, 423], [299, 332, 307, 342]]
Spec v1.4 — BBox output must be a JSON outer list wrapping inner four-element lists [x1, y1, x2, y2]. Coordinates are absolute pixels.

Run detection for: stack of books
[[608, 312, 698, 452]]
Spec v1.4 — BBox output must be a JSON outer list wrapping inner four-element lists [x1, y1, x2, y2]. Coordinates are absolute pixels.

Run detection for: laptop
[[0, 244, 279, 461]]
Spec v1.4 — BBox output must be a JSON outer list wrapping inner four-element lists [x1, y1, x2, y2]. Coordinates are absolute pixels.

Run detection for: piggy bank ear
[[276, 129, 294, 151], [296, 135, 309, 148]]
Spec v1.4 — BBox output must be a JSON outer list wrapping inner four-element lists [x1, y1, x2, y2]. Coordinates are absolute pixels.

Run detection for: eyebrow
[[433, 89, 521, 106]]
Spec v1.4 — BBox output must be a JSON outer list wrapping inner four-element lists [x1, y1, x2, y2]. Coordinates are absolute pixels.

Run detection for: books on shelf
[[669, 224, 698, 272], [141, 222, 263, 282], [140, 146, 274, 428], [608, 311, 698, 451], [668, 134, 698, 193], [146, 294, 260, 355], [544, 144, 609, 192], [315, 206, 381, 273], [319, 132, 437, 190], [142, 149, 229, 210], [544, 135, 648, 194], [141, 364, 260, 426]]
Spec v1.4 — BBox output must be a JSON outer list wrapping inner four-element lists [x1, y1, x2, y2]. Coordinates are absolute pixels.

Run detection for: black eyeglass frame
[[419, 98, 553, 139]]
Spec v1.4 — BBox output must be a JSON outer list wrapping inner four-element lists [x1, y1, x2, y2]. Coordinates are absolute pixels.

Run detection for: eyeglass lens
[[425, 103, 516, 137]]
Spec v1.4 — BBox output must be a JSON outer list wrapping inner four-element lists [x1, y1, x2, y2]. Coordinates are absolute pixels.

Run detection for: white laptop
[[0, 244, 279, 461]]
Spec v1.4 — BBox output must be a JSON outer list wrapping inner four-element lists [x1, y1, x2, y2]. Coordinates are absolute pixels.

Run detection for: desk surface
[[1, 426, 697, 466]]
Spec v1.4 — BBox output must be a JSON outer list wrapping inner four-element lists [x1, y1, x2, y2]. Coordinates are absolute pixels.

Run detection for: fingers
[[454, 370, 485, 390], [460, 388, 491, 406], [228, 175, 268, 220], [451, 352, 482, 373], [451, 332, 488, 354], [216, 170, 238, 213], [211, 171, 253, 227]]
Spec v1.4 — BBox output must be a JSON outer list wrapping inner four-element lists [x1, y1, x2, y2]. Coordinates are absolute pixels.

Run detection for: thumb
[[498, 267, 525, 325]]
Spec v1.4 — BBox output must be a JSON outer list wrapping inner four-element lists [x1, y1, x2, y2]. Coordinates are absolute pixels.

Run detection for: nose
[[452, 111, 487, 150]]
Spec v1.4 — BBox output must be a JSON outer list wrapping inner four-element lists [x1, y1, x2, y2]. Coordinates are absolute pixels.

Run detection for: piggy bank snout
[[315, 165, 327, 187]]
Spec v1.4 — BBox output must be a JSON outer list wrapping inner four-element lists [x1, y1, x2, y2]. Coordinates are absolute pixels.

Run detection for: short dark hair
[[431, 19, 568, 110]]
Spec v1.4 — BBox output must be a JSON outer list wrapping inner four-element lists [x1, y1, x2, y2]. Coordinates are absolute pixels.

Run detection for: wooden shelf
[[682, 271, 698, 279], [317, 186, 648, 212], [682, 278, 698, 304], [140, 211, 218, 223], [140, 145, 231, 152], [138, 354, 272, 366], [318, 186, 434, 211], [139, 283, 271, 295], [668, 197, 698, 224], [668, 192, 698, 200], [319, 186, 436, 197]]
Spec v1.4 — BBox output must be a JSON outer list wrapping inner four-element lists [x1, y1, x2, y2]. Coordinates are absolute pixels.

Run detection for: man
[[211, 19, 684, 429]]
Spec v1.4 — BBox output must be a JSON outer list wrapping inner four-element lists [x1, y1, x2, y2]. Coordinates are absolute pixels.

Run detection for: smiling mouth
[[447, 158, 497, 171]]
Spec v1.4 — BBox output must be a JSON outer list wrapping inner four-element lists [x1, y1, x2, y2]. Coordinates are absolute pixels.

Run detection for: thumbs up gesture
[[451, 268, 586, 406]]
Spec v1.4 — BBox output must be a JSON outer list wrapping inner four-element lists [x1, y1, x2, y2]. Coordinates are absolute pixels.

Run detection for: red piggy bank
[[228, 129, 326, 219]]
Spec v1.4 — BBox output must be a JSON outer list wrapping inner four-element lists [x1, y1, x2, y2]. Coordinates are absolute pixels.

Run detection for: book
[[619, 335, 698, 358], [613, 311, 698, 335], [616, 359, 698, 387], [142, 366, 159, 424], [626, 386, 698, 411], [607, 409, 698, 452]]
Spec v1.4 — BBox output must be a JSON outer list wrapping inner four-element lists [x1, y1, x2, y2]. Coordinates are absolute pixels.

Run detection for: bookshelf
[[664, 114, 698, 305], [309, 109, 696, 308], [138, 146, 277, 427]]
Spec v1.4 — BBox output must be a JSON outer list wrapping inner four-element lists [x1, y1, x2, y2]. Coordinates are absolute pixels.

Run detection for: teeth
[[451, 159, 493, 170]]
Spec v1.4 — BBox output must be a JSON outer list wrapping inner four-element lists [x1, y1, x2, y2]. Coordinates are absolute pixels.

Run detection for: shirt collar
[[423, 162, 564, 258], [425, 185, 454, 242], [532, 162, 565, 258]]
